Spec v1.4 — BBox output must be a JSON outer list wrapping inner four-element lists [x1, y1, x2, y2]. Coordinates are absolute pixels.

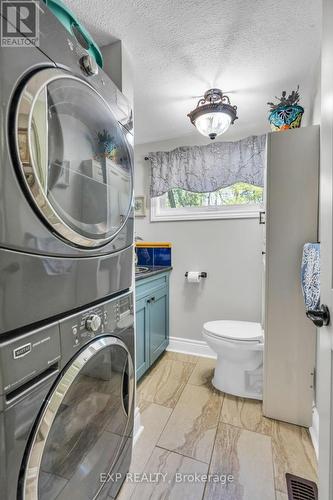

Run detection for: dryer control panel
[[59, 292, 134, 366], [0, 322, 60, 403]]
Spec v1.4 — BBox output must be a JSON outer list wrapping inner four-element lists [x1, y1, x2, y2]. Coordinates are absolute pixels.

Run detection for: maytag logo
[[13, 343, 32, 359]]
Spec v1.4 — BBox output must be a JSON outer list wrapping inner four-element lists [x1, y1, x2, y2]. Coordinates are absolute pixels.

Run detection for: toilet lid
[[203, 321, 264, 342]]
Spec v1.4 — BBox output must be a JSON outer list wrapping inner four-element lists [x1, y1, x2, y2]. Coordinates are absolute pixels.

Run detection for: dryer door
[[15, 68, 133, 248], [22, 336, 134, 500]]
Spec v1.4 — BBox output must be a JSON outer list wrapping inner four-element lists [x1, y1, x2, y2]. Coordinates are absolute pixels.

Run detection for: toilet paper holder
[[185, 272, 207, 278]]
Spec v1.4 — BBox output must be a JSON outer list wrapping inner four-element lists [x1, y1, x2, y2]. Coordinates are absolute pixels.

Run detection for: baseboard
[[309, 404, 319, 460], [167, 336, 216, 359], [133, 406, 144, 446]]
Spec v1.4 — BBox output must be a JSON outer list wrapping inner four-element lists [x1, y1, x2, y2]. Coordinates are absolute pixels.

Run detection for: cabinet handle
[[146, 296, 155, 305], [259, 211, 266, 224]]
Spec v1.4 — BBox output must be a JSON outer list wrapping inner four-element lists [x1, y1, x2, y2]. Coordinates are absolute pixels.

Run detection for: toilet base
[[212, 356, 263, 400], [202, 320, 264, 400]]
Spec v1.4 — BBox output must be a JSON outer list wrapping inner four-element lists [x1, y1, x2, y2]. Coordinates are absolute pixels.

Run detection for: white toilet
[[202, 321, 264, 400]]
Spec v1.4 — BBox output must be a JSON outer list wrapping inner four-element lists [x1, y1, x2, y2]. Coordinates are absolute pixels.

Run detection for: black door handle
[[259, 211, 266, 224], [306, 304, 330, 327]]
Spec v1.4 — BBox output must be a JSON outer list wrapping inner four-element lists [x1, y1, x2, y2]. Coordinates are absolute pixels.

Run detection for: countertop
[[135, 266, 172, 281]]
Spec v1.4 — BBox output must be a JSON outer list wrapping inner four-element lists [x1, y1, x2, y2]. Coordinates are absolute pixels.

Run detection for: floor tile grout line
[[216, 419, 277, 439], [138, 363, 192, 459], [269, 428, 278, 496], [218, 417, 274, 437], [155, 444, 210, 466], [138, 363, 195, 410], [149, 364, 224, 493], [130, 358, 201, 499], [127, 399, 175, 500], [218, 418, 277, 500], [152, 360, 202, 448], [153, 356, 198, 410], [275, 487, 288, 494], [138, 398, 174, 445], [271, 427, 282, 495], [136, 350, 181, 388], [201, 391, 225, 499], [158, 355, 223, 500]]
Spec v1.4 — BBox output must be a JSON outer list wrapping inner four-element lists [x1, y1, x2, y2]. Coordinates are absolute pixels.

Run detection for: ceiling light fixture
[[187, 88, 238, 140]]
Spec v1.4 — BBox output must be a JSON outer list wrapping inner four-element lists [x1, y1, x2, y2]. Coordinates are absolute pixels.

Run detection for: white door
[[316, 0, 333, 498]]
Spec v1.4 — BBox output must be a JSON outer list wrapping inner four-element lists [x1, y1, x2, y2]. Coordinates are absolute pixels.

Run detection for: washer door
[[22, 336, 134, 500], [15, 68, 133, 248]]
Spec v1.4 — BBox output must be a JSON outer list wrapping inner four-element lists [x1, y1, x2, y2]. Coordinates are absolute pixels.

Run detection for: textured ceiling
[[65, 0, 321, 145]]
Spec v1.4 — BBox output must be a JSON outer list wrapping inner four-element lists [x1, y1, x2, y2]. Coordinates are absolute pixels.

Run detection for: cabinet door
[[135, 296, 149, 380], [149, 285, 169, 365]]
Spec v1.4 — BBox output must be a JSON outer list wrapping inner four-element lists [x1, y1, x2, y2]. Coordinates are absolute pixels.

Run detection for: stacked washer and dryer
[[0, 2, 135, 499]]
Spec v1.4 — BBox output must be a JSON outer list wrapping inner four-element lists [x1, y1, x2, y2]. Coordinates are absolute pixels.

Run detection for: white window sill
[[150, 204, 262, 222]]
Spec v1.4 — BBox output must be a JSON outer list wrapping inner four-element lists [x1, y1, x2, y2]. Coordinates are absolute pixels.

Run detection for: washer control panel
[[85, 313, 102, 332], [59, 293, 133, 360], [71, 305, 110, 346]]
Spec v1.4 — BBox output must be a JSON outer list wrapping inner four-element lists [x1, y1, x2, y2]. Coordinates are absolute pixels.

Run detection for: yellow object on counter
[[135, 242, 172, 248]]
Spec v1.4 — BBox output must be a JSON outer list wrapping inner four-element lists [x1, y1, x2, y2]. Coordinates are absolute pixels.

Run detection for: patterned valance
[[148, 135, 266, 198]]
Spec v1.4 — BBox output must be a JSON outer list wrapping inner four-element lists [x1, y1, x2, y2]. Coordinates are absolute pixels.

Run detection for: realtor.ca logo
[[1, 0, 40, 47]]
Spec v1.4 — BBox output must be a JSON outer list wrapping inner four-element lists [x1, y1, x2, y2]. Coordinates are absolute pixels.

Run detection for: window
[[151, 183, 263, 221]]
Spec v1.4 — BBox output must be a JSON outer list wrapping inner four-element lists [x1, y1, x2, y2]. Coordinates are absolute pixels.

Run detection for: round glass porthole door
[[22, 337, 134, 500], [15, 69, 133, 248]]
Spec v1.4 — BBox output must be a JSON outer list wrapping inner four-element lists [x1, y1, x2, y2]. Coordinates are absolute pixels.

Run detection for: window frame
[[150, 194, 263, 222]]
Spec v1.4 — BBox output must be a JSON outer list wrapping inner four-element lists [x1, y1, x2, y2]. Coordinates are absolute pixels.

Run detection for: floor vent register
[[286, 473, 318, 500]]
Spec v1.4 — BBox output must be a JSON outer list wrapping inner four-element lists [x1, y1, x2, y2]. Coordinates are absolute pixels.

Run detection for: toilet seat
[[203, 321, 263, 343]]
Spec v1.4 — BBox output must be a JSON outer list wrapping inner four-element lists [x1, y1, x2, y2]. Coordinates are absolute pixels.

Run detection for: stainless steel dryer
[[0, 291, 135, 500], [0, 2, 134, 333]]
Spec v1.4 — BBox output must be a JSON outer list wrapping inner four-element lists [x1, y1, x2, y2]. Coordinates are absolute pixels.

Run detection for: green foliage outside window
[[166, 183, 263, 208]]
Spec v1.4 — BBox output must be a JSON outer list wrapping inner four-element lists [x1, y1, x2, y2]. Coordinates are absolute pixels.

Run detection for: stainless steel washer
[[0, 292, 135, 500]]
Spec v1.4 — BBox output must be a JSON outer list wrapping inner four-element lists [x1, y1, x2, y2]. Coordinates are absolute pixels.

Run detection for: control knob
[[86, 314, 101, 332], [80, 54, 98, 76]]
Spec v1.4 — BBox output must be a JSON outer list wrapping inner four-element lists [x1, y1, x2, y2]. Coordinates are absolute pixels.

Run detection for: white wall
[[101, 41, 134, 107], [135, 136, 263, 342], [101, 41, 122, 91], [307, 55, 321, 127]]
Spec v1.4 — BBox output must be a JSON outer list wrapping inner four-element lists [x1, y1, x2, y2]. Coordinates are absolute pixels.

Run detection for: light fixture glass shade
[[187, 89, 238, 139], [194, 111, 232, 139]]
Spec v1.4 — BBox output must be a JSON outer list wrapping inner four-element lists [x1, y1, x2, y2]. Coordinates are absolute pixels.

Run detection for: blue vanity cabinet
[[135, 271, 170, 380], [149, 284, 169, 364], [135, 296, 150, 380]]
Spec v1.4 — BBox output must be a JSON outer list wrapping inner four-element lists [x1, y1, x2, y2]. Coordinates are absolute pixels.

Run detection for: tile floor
[[118, 352, 318, 500]]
